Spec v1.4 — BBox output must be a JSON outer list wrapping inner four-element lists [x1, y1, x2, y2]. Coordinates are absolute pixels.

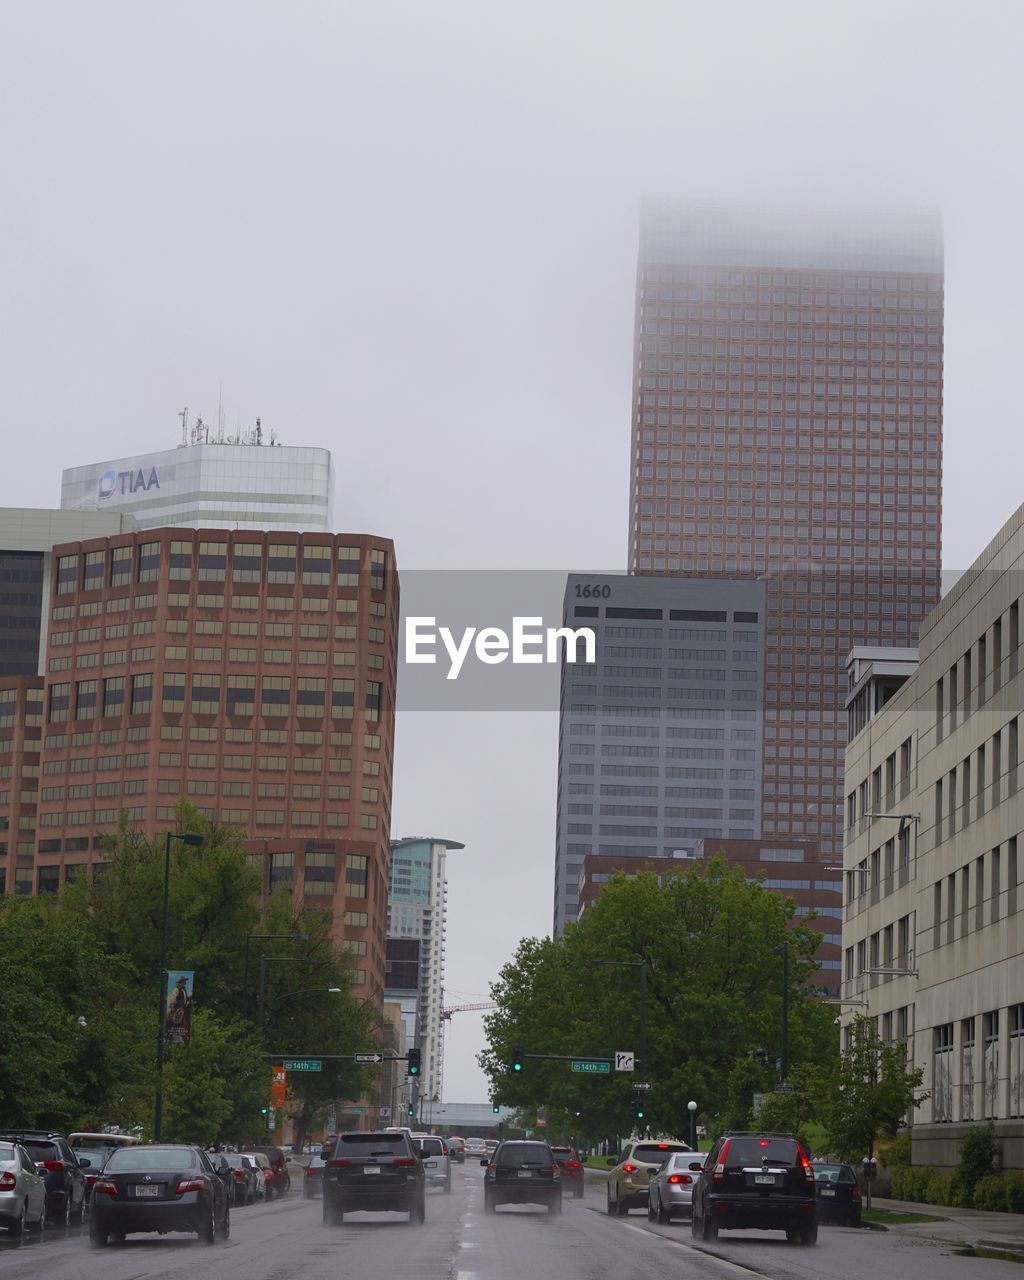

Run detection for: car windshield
[[73, 1147, 107, 1164], [16, 1141, 58, 1161], [634, 1143, 687, 1162], [414, 1139, 444, 1157], [727, 1138, 799, 1166], [497, 1144, 550, 1168], [106, 1147, 196, 1173], [0, 1143, 15, 1160], [816, 1164, 857, 1184], [336, 1134, 407, 1155]]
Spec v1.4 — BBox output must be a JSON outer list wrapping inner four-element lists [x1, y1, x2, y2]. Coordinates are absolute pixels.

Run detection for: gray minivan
[[410, 1135, 451, 1193]]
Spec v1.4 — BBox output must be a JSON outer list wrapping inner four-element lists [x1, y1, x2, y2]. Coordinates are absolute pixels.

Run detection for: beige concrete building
[[841, 505, 1024, 1172]]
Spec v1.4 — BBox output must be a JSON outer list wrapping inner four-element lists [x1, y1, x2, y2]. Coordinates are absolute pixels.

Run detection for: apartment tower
[[629, 202, 944, 863]]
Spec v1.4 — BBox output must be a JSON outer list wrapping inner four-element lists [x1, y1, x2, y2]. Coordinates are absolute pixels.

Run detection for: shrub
[[887, 1132, 913, 1169], [972, 1173, 1007, 1211], [957, 1123, 999, 1202], [891, 1164, 936, 1202], [1004, 1171, 1024, 1213], [924, 1171, 954, 1205]]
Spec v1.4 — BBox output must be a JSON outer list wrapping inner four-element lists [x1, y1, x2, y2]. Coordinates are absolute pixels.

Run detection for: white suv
[[411, 1134, 451, 1193]]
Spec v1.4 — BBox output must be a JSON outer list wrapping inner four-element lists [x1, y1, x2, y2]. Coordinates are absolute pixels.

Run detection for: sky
[[2, 0, 1024, 1100]]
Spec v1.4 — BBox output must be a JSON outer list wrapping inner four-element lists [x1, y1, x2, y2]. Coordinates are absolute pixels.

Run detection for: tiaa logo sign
[[98, 467, 160, 499]]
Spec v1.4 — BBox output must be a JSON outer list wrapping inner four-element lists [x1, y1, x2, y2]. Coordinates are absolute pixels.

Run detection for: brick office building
[[0, 529, 398, 1000]]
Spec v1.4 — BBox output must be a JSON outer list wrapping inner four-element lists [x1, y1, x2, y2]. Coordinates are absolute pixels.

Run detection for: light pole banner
[[164, 970, 195, 1045]]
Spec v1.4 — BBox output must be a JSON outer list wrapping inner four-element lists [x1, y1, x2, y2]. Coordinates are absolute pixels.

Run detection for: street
[[0, 1165, 1019, 1280]]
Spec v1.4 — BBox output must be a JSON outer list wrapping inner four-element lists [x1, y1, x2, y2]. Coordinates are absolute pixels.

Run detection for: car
[[411, 1135, 451, 1192], [447, 1136, 466, 1164], [647, 1151, 708, 1222], [303, 1152, 327, 1198], [551, 1145, 585, 1198], [0, 1131, 88, 1228], [89, 1143, 230, 1246], [0, 1139, 47, 1237], [248, 1150, 273, 1199], [217, 1153, 261, 1206], [70, 1133, 142, 1212], [812, 1160, 862, 1226], [606, 1138, 692, 1215], [464, 1138, 488, 1159], [321, 1129, 426, 1224], [690, 1132, 818, 1245], [240, 1144, 290, 1198], [482, 1139, 561, 1214]]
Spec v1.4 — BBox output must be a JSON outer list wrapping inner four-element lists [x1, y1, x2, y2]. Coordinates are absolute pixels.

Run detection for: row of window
[[56, 544, 388, 594], [933, 1006, 1024, 1122], [846, 735, 914, 827]]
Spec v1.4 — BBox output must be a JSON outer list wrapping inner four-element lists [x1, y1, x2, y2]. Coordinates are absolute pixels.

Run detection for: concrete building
[[387, 836, 464, 1103], [576, 838, 842, 992], [841, 503, 1024, 1171], [61, 436, 334, 532], [553, 573, 765, 932], [0, 528, 397, 1003], [627, 201, 944, 869]]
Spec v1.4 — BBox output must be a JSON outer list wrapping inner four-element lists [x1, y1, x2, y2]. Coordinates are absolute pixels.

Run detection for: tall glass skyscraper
[[628, 202, 944, 863]]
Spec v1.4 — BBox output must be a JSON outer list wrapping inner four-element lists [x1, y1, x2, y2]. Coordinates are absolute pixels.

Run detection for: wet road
[[0, 1164, 1018, 1280]]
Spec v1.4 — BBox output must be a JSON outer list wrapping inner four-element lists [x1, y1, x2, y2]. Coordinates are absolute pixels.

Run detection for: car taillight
[[667, 1174, 692, 1185], [327, 1159, 351, 1168], [86, 1174, 97, 1186], [568, 1161, 579, 1169], [233, 1169, 245, 1178], [798, 1149, 814, 1184], [852, 1186, 862, 1200], [42, 1159, 65, 1173], [621, 1163, 637, 1174], [93, 1180, 118, 1196], [0, 1173, 16, 1191], [176, 1178, 206, 1194], [712, 1140, 731, 1183], [552, 1165, 560, 1179], [393, 1158, 418, 1167]]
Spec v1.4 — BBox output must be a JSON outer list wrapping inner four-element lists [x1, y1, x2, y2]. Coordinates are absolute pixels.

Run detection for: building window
[[56, 554, 79, 595], [83, 550, 105, 590], [370, 548, 387, 591], [346, 854, 368, 898], [1010, 1004, 1024, 1119], [137, 542, 161, 582], [110, 545, 132, 586], [226, 675, 256, 716], [48, 682, 70, 724], [933, 1023, 954, 1122], [75, 679, 98, 720], [332, 678, 354, 718], [962, 1017, 976, 1121], [162, 672, 186, 713], [198, 541, 227, 582], [984, 1011, 1000, 1119], [267, 543, 297, 585], [269, 851, 293, 890], [296, 677, 325, 719], [337, 545, 361, 586], [304, 851, 336, 895], [261, 676, 291, 717], [190, 674, 221, 716], [302, 545, 332, 585], [169, 540, 193, 581], [365, 681, 382, 722]]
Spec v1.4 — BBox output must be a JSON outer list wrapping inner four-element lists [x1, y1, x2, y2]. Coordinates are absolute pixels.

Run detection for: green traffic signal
[[492, 1104, 500, 1114], [406, 1105, 415, 1117], [408, 1047, 421, 1076], [511, 1044, 524, 1073], [635, 1109, 645, 1120], [260, 1107, 268, 1115]]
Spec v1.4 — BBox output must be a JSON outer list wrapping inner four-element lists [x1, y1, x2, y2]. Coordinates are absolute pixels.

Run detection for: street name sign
[[282, 1059, 322, 1072], [571, 1059, 611, 1074]]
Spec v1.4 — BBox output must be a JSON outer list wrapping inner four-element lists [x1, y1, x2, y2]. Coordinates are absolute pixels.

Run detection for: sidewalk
[[870, 1195, 1024, 1255]]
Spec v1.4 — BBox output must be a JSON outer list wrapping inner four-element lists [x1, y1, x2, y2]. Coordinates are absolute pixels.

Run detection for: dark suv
[[690, 1132, 817, 1245], [0, 1132, 88, 1227], [482, 1140, 561, 1214], [321, 1130, 425, 1224]]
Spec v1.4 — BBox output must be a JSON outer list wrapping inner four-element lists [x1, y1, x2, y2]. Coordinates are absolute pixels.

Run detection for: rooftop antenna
[[255, 417, 262, 446], [179, 406, 189, 446], [217, 382, 225, 442]]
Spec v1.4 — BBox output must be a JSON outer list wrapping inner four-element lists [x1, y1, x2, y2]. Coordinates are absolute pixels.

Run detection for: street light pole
[[780, 941, 789, 1083], [687, 1100, 697, 1149], [154, 830, 203, 1142], [258, 956, 318, 1034], [243, 932, 308, 1021]]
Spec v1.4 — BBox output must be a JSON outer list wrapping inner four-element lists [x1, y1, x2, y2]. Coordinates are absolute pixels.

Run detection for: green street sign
[[571, 1060, 611, 1074], [282, 1059, 322, 1072]]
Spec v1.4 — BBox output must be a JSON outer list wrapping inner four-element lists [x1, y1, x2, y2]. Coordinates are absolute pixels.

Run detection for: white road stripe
[[617, 1220, 765, 1277]]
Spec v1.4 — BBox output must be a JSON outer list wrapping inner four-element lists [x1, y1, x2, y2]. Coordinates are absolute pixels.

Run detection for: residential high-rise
[[628, 202, 944, 865], [553, 573, 765, 932], [387, 836, 464, 1103], [0, 528, 397, 1001], [61, 436, 334, 532]]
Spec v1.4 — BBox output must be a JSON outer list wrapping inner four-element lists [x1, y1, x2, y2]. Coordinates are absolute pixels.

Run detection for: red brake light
[[393, 1158, 418, 1167], [233, 1169, 244, 1178], [176, 1178, 205, 1193], [42, 1159, 65, 1173], [621, 1163, 637, 1174], [667, 1173, 693, 1185], [327, 1158, 350, 1168], [93, 1179, 118, 1196], [657, 1143, 669, 1149], [799, 1149, 814, 1183], [712, 1139, 731, 1183], [759, 1140, 770, 1148], [0, 1172, 16, 1191], [852, 1186, 862, 1200]]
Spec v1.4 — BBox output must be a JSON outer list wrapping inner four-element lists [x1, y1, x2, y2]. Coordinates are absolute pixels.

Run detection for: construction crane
[[435, 1001, 497, 1103]]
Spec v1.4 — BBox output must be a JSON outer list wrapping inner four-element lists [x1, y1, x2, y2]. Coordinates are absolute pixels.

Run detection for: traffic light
[[492, 1103, 500, 1114], [260, 1106, 268, 1116], [511, 1045, 524, 1073], [635, 1106, 645, 1121], [406, 1105, 415, 1117], [407, 1047, 421, 1076]]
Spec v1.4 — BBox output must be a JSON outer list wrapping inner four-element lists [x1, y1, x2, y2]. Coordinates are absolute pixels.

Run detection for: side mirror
[[606, 1157, 617, 1166], [480, 1158, 489, 1166], [688, 1162, 703, 1173], [78, 1158, 92, 1169], [418, 1151, 429, 1160]]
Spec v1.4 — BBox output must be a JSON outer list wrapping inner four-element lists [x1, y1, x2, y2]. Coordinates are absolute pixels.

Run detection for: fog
[[1, 0, 1022, 1099]]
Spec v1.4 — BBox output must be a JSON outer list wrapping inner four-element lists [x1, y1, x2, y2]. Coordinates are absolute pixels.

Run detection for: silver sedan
[[647, 1152, 708, 1224], [0, 1140, 47, 1237]]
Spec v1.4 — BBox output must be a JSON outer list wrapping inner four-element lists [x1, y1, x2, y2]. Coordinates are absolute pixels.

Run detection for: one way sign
[[615, 1051, 635, 1072]]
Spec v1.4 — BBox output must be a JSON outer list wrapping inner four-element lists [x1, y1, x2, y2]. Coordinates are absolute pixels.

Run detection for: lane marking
[[615, 1217, 771, 1278]]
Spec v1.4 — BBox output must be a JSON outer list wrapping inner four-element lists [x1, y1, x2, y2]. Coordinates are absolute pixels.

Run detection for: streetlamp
[[242, 932, 308, 1021], [154, 831, 204, 1142], [257, 958, 319, 1034], [687, 1100, 697, 1150], [772, 941, 790, 1083], [592, 959, 648, 1082]]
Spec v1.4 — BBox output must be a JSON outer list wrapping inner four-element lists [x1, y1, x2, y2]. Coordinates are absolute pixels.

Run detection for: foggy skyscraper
[[628, 202, 943, 863]]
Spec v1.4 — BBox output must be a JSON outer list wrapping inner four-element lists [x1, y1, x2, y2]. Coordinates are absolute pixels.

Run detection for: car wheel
[[33, 1202, 46, 1237], [52, 1192, 71, 1231], [304, 1186, 314, 1200], [657, 1198, 671, 1225], [322, 1198, 342, 1226], [10, 1201, 27, 1238], [444, 1175, 452, 1194], [549, 1195, 562, 1216], [88, 1218, 108, 1249], [575, 1182, 584, 1199], [200, 1201, 216, 1245], [700, 1211, 718, 1241], [800, 1221, 818, 1245], [647, 1197, 656, 1221], [70, 1193, 84, 1227], [616, 1191, 628, 1216], [850, 1211, 861, 1228], [606, 1186, 616, 1216]]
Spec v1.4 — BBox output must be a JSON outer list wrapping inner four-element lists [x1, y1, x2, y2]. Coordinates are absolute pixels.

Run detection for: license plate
[[425, 1160, 437, 1168], [363, 1166, 381, 1175], [517, 1170, 533, 1179], [754, 1175, 776, 1185], [135, 1185, 161, 1197], [821, 1188, 836, 1197]]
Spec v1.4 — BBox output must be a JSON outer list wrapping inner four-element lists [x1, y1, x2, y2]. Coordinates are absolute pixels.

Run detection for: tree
[[815, 1015, 928, 1161]]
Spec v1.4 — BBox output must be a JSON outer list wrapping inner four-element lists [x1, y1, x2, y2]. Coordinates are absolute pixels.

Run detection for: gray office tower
[[553, 574, 766, 933]]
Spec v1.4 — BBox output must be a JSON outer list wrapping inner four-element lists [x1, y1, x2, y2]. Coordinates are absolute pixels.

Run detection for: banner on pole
[[164, 970, 194, 1045]]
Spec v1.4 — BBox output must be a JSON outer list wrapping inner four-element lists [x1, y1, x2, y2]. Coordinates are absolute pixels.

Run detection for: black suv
[[0, 1132, 88, 1228], [321, 1130, 425, 1224], [482, 1140, 562, 1214], [690, 1132, 817, 1245]]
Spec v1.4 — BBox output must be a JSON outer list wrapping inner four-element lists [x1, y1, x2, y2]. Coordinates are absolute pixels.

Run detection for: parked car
[[647, 1151, 708, 1222], [217, 1154, 261, 1206], [551, 1145, 585, 1198], [0, 1140, 47, 1237], [321, 1130, 425, 1224], [70, 1133, 142, 1213], [240, 1145, 290, 1198], [89, 1144, 230, 1246], [483, 1139, 561, 1214], [812, 1160, 862, 1226], [411, 1135, 451, 1193], [606, 1138, 691, 1215], [447, 1136, 466, 1164], [303, 1152, 327, 1199], [690, 1132, 817, 1245], [464, 1138, 488, 1159], [248, 1151, 273, 1199], [0, 1131, 88, 1227]]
